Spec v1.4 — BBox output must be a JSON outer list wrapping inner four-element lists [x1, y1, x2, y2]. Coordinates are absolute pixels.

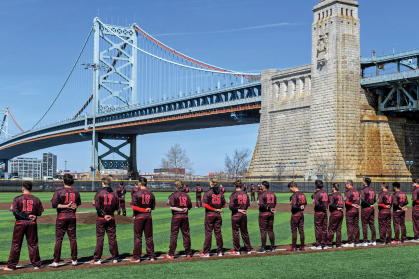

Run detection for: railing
[[361, 69, 419, 86], [361, 48, 419, 64]]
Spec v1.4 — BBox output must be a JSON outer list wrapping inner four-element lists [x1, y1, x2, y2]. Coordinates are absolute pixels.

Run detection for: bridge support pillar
[[0, 159, 8, 172]]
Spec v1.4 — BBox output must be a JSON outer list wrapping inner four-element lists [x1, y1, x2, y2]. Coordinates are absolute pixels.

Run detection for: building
[[42, 152, 57, 179], [154, 168, 185, 175], [8, 157, 42, 179]]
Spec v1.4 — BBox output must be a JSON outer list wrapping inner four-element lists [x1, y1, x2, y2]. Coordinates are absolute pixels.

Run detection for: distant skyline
[[1, 0, 419, 175]]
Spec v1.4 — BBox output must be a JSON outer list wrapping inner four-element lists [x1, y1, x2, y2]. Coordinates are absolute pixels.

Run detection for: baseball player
[[256, 181, 277, 253], [286, 182, 307, 252], [359, 177, 377, 246], [164, 180, 192, 259], [195, 183, 203, 208], [250, 184, 256, 202], [50, 174, 81, 267], [183, 184, 190, 193], [130, 181, 140, 217], [411, 179, 419, 242], [220, 184, 225, 194], [131, 177, 156, 262], [4, 181, 44, 271], [377, 182, 392, 245], [115, 181, 126, 216], [257, 184, 262, 200], [342, 180, 361, 247], [199, 178, 226, 257], [325, 183, 344, 249], [243, 184, 248, 193], [311, 180, 328, 249], [228, 179, 251, 255], [392, 182, 408, 243], [90, 177, 119, 264]]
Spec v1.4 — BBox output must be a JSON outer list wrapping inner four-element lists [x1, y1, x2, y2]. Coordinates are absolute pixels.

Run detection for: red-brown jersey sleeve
[[150, 192, 156, 210], [10, 197, 20, 213]]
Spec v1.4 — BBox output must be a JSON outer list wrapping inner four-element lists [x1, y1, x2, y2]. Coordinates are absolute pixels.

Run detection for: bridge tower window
[[326, 10, 328, 17], [330, 9, 332, 16], [318, 13, 320, 20], [322, 12, 324, 18], [346, 9, 348, 16], [351, 10, 353, 17], [341, 8, 343, 15]]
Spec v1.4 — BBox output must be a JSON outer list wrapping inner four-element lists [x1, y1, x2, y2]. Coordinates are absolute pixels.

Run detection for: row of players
[[3, 175, 419, 270]]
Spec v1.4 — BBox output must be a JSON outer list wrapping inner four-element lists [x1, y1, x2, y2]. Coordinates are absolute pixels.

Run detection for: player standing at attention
[[164, 180, 192, 259], [131, 177, 156, 262], [195, 184, 203, 208], [256, 181, 277, 253], [324, 183, 344, 249], [90, 177, 119, 264], [220, 184, 225, 194], [243, 184, 248, 193], [257, 184, 262, 200], [376, 182, 392, 245], [50, 174, 81, 267], [359, 177, 377, 246], [392, 182, 408, 243], [184, 184, 190, 193], [342, 180, 361, 248], [411, 179, 419, 242], [228, 179, 251, 255], [286, 182, 306, 252], [200, 178, 226, 257], [250, 184, 256, 202], [115, 181, 126, 216], [311, 180, 328, 249], [4, 181, 44, 271], [130, 182, 140, 217]]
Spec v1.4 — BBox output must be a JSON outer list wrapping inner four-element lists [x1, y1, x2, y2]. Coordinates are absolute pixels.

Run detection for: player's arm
[[229, 196, 239, 214]]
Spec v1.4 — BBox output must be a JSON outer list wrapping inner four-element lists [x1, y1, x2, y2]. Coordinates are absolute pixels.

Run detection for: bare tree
[[225, 148, 251, 178], [314, 152, 342, 182], [160, 143, 194, 178]]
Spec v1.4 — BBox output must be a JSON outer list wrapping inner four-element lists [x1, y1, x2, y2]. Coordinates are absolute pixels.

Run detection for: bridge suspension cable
[[7, 108, 24, 132]]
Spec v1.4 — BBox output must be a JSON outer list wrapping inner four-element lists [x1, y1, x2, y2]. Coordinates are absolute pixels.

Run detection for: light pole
[[275, 164, 286, 180], [65, 161, 67, 173], [407, 161, 414, 180], [82, 62, 108, 191], [290, 162, 297, 180]]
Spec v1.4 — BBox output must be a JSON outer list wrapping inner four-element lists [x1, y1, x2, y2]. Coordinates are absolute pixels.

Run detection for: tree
[[224, 148, 251, 178], [160, 143, 194, 178]]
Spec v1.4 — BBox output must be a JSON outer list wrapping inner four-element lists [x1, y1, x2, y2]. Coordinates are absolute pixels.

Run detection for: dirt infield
[[0, 202, 414, 222], [1, 241, 419, 275]]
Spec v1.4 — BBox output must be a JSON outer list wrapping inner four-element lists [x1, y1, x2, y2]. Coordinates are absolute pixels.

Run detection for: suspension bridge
[[1, 2, 419, 180]]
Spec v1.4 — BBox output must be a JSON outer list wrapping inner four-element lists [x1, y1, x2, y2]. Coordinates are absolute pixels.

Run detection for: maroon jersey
[[344, 187, 360, 210], [377, 191, 392, 210], [360, 186, 376, 207], [392, 191, 408, 210], [250, 186, 255, 193], [10, 194, 44, 217], [195, 186, 203, 196], [132, 189, 156, 217], [328, 192, 344, 211], [167, 190, 192, 215], [258, 190, 277, 210], [312, 189, 328, 212], [116, 186, 126, 200], [184, 187, 190, 193], [131, 187, 140, 196], [290, 191, 307, 214], [228, 190, 250, 210], [412, 187, 419, 205], [93, 188, 119, 216], [257, 186, 262, 193], [51, 188, 81, 214], [220, 187, 225, 194], [243, 185, 248, 192], [202, 188, 226, 213]]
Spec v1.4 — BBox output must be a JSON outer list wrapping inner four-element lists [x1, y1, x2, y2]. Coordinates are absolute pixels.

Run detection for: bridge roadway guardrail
[[0, 180, 414, 194], [361, 69, 419, 87], [361, 48, 419, 67]]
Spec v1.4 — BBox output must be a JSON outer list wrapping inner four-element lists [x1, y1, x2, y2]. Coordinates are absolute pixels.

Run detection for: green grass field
[[1, 192, 417, 278]]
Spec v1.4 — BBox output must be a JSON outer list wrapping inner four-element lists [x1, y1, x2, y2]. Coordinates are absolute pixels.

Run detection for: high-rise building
[[8, 157, 42, 179], [42, 152, 57, 179]]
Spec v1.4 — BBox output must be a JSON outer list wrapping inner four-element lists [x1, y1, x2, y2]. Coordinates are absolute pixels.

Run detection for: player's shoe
[[34, 266, 44, 270], [112, 259, 118, 264], [217, 252, 223, 257], [299, 246, 305, 251], [89, 260, 101, 265], [391, 240, 401, 244], [256, 247, 267, 253], [269, 246, 276, 252], [164, 255, 174, 259], [49, 262, 59, 268], [3, 266, 14, 271], [246, 251, 252, 254], [199, 253, 210, 257], [186, 255, 191, 259], [342, 243, 354, 248], [72, 260, 77, 266], [149, 258, 156, 261], [286, 247, 297, 252], [410, 238, 419, 243], [361, 242, 368, 247], [354, 243, 362, 247], [376, 241, 386, 245], [323, 246, 333, 249], [368, 241, 376, 246], [310, 245, 322, 250], [129, 258, 141, 263], [229, 251, 240, 255]]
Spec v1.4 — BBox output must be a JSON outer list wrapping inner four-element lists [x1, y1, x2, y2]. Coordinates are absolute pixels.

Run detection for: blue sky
[[1, 0, 419, 174]]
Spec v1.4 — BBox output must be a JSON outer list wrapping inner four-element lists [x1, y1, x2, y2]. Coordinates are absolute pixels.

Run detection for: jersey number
[[65, 193, 76, 204], [320, 193, 328, 202], [369, 191, 375, 200], [400, 194, 407, 203], [298, 195, 306, 204], [212, 194, 221, 204], [353, 192, 360, 202], [338, 195, 343, 204], [238, 194, 248, 204], [179, 196, 187, 206], [267, 194, 275, 204], [23, 200, 33, 212], [142, 194, 150, 205], [104, 195, 113, 205]]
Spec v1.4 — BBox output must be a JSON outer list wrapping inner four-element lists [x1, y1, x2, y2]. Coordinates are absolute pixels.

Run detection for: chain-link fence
[[0, 180, 415, 193]]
